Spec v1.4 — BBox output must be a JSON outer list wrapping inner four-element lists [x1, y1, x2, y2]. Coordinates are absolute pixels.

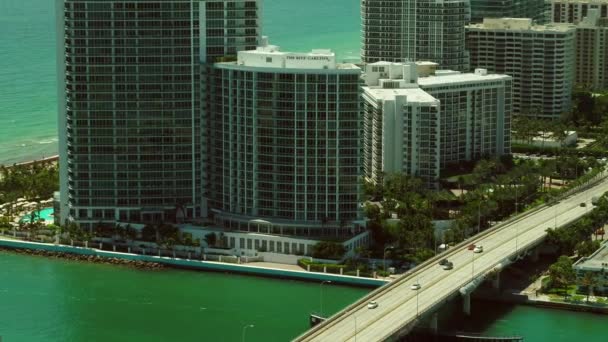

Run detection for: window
[[266, 57, 272, 63]]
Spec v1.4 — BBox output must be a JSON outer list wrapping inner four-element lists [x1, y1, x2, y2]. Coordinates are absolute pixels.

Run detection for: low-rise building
[[513, 130, 578, 147], [573, 240, 608, 295]]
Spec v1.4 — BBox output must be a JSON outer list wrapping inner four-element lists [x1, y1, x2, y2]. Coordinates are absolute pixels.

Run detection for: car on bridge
[[468, 244, 476, 251], [473, 245, 484, 253], [580, 202, 587, 207], [442, 261, 454, 270], [438, 258, 450, 266], [367, 301, 378, 309], [410, 283, 421, 290]]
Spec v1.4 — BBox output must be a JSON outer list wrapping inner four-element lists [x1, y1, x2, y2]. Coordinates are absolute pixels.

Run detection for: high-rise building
[[419, 69, 512, 167], [56, 0, 261, 228], [362, 62, 441, 186], [208, 42, 363, 236], [551, 0, 608, 23], [200, 0, 262, 63], [470, 0, 546, 23], [361, 0, 470, 71], [575, 9, 608, 89], [362, 62, 512, 187], [466, 18, 576, 119]]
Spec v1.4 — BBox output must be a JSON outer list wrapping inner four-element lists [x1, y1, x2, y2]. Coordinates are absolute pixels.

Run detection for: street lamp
[[383, 245, 393, 273], [471, 251, 476, 281], [242, 324, 254, 342], [477, 188, 494, 234], [416, 280, 420, 317], [320, 280, 332, 317]]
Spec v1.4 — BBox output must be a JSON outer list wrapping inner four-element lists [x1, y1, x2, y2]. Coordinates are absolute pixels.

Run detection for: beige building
[[466, 18, 576, 119], [575, 9, 608, 89], [551, 0, 608, 23]]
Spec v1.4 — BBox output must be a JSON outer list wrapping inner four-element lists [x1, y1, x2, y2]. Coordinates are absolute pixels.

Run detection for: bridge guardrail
[[293, 171, 608, 341]]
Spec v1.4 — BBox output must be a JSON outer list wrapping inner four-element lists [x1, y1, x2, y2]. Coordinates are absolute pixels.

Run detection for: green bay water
[[3, 0, 607, 339], [465, 300, 608, 342], [0, 0, 360, 165], [0, 251, 368, 341]]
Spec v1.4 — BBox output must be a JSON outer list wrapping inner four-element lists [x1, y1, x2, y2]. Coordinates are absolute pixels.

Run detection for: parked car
[[473, 245, 484, 253], [442, 262, 454, 270], [410, 283, 421, 290], [367, 301, 378, 309]]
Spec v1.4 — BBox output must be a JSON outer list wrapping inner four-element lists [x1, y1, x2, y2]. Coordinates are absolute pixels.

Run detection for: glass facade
[[361, 0, 470, 71], [470, 0, 546, 23], [61, 0, 201, 226], [208, 65, 362, 233]]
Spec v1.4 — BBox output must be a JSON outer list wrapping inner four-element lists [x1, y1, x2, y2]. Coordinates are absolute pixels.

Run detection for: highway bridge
[[294, 173, 608, 342]]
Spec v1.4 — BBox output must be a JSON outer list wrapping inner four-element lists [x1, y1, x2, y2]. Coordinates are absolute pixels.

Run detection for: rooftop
[[363, 87, 439, 105], [574, 241, 608, 271], [418, 69, 512, 87], [467, 18, 575, 32], [230, 36, 361, 70]]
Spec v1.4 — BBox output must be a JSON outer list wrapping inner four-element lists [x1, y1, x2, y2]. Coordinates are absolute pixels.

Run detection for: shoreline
[[0, 246, 165, 270], [1, 154, 59, 168], [474, 289, 608, 315], [0, 237, 387, 288]]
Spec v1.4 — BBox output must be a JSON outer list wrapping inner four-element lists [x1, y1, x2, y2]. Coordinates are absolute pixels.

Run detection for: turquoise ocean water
[[0, 0, 360, 165]]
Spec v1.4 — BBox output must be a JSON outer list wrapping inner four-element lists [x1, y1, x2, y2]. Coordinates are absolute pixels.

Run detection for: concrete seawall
[[0, 238, 387, 288]]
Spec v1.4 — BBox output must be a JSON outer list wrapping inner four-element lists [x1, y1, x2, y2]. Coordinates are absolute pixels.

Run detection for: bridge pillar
[[492, 271, 501, 290], [463, 293, 471, 316], [429, 312, 438, 334]]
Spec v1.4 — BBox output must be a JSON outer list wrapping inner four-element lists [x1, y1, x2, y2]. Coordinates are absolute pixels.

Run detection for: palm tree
[[580, 272, 600, 303]]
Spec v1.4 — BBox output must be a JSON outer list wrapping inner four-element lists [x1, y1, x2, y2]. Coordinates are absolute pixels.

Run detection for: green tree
[[311, 241, 346, 260], [204, 232, 217, 247], [548, 256, 576, 300], [575, 240, 601, 257], [141, 225, 157, 242]]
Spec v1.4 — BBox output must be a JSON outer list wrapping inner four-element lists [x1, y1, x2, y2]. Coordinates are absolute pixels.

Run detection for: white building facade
[[362, 62, 512, 187], [466, 18, 576, 119]]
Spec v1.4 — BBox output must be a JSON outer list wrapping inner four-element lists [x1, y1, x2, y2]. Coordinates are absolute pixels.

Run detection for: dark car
[[468, 244, 476, 250], [438, 258, 449, 266], [442, 262, 454, 270]]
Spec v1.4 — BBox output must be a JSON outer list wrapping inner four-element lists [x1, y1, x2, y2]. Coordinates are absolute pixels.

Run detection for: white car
[[410, 283, 421, 290], [473, 245, 484, 253], [367, 301, 378, 309]]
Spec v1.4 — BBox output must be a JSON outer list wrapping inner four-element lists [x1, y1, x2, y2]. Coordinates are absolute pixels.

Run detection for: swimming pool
[[20, 207, 54, 223]]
